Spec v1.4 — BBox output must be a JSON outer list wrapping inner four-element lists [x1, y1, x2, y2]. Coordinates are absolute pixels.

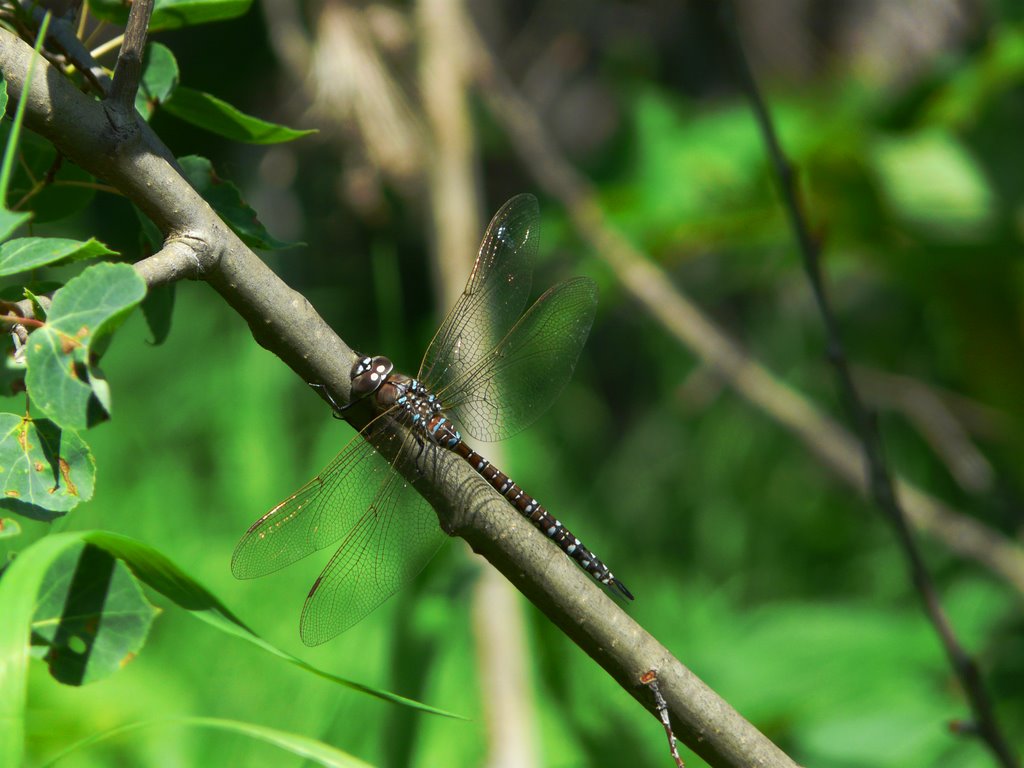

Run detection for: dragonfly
[[232, 194, 632, 646]]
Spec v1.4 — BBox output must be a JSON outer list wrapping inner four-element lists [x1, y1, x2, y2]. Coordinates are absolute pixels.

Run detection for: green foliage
[[136, 42, 179, 120], [870, 131, 996, 240], [0, 237, 116, 276], [179, 155, 297, 249], [164, 87, 317, 144], [0, 413, 94, 515], [24, 263, 146, 431], [44, 717, 376, 768], [1, 5, 1023, 768], [32, 541, 158, 686], [89, 0, 253, 31]]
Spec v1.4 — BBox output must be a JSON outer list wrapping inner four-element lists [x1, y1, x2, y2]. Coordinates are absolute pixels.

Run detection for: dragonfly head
[[350, 355, 394, 401]]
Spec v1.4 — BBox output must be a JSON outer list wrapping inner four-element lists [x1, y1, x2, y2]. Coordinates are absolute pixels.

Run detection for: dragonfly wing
[[442, 276, 597, 442], [232, 414, 400, 579], [419, 194, 539, 393], [299, 437, 446, 646]]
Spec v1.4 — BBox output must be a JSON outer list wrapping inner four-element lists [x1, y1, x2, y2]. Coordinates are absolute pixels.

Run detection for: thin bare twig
[[24, 3, 111, 96], [719, 6, 1017, 766], [460, 8, 1024, 600]]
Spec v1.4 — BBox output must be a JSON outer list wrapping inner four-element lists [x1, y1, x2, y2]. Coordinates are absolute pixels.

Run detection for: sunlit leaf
[[41, 716, 374, 768], [24, 263, 146, 431], [0, 413, 94, 516], [870, 130, 996, 240], [78, 531, 461, 717], [0, 237, 117, 277], [32, 542, 157, 685], [0, 531, 455, 768]]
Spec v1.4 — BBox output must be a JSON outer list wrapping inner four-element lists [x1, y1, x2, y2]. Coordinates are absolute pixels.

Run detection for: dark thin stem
[[107, 0, 152, 123], [25, 4, 111, 96], [718, 5, 1017, 767]]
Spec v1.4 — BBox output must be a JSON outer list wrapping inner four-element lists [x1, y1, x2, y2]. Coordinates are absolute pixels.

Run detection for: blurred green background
[[6, 1, 1024, 766]]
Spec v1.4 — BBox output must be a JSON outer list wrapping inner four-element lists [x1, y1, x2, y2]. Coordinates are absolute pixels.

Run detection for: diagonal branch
[[720, 6, 1017, 765], [0, 27, 799, 768]]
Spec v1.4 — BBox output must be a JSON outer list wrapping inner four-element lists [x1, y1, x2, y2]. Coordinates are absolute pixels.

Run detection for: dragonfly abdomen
[[452, 440, 633, 601]]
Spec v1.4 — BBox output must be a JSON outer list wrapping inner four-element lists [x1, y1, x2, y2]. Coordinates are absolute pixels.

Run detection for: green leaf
[[42, 716, 375, 768], [164, 86, 316, 144], [923, 26, 1024, 128], [24, 263, 147, 431], [0, 413, 95, 516], [179, 156, 295, 250], [135, 42, 179, 121], [32, 542, 157, 685], [140, 283, 175, 346], [0, 532, 66, 768], [0, 208, 29, 242], [77, 531, 461, 717], [0, 532, 454, 768], [89, 0, 253, 31], [0, 237, 117, 277], [870, 130, 996, 241]]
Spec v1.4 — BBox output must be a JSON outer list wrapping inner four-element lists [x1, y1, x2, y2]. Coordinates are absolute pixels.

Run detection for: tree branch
[[0, 26, 804, 768], [106, 0, 152, 124]]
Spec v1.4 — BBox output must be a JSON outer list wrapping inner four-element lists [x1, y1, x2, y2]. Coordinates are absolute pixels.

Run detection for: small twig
[[460, 11, 1024, 599], [89, 34, 124, 62], [106, 0, 152, 126], [718, 5, 1017, 767], [641, 671, 685, 768], [25, 4, 110, 96]]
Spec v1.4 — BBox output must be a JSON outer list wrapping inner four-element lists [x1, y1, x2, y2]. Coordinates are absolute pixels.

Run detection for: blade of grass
[[0, 12, 50, 239], [38, 715, 376, 767]]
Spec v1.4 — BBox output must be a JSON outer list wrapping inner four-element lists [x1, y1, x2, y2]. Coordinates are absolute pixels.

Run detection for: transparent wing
[[299, 435, 445, 646], [232, 412, 404, 579], [438, 276, 597, 442], [418, 194, 539, 393]]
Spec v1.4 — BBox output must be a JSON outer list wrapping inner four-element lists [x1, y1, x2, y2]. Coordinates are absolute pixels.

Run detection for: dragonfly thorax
[[376, 374, 462, 449]]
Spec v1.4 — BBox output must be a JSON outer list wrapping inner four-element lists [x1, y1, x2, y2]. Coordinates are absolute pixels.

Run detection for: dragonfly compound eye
[[350, 355, 394, 398]]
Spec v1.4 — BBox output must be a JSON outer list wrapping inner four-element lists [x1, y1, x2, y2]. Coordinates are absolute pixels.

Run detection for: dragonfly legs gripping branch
[[233, 195, 631, 646]]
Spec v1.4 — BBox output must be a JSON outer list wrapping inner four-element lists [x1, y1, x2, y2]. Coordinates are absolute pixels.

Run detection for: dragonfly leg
[[309, 382, 347, 419]]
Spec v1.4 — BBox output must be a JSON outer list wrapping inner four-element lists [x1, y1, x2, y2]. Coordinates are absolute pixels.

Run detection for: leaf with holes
[[0, 237, 117, 277], [32, 542, 158, 685], [0, 413, 95, 516], [24, 263, 146, 431]]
